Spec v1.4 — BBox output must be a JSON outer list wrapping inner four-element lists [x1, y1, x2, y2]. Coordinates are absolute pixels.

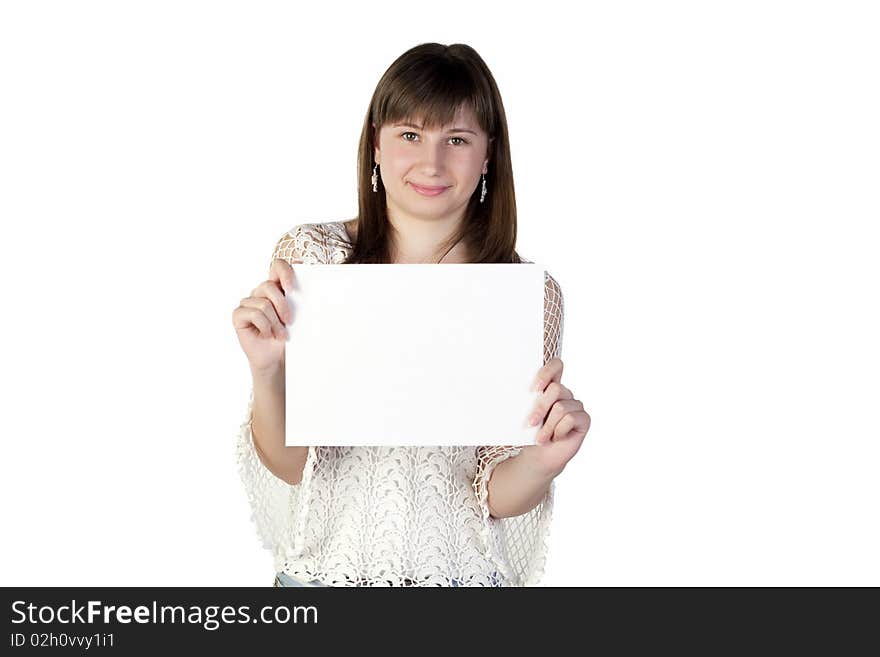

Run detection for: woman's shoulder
[[282, 219, 354, 244], [270, 219, 354, 265]]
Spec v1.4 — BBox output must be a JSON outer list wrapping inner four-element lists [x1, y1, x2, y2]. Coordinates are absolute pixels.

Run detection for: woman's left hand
[[522, 357, 591, 477]]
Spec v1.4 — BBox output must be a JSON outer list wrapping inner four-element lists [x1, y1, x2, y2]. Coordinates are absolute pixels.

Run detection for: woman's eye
[[400, 132, 469, 146]]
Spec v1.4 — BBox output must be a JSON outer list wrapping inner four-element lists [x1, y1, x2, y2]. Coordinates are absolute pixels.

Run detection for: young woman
[[232, 43, 591, 587]]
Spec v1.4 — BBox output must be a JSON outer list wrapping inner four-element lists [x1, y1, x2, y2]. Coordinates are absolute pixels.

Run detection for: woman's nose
[[420, 140, 447, 169]]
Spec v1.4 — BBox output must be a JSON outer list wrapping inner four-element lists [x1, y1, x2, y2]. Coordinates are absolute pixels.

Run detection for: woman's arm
[[246, 227, 317, 486], [485, 451, 558, 519], [251, 363, 309, 486], [487, 355, 590, 517]]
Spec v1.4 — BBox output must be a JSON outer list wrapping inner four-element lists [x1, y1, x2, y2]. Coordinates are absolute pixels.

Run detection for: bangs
[[374, 55, 495, 136]]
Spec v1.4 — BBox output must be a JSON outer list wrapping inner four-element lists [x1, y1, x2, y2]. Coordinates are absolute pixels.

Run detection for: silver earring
[[479, 173, 487, 203], [371, 163, 379, 192]]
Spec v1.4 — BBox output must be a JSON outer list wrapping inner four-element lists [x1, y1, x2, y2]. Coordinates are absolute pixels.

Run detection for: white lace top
[[236, 221, 565, 586]]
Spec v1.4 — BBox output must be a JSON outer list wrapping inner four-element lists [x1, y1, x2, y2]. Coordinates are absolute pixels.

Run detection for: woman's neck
[[345, 216, 470, 264], [388, 207, 469, 263]]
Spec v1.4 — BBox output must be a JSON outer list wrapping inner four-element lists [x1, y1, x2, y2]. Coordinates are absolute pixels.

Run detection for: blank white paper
[[284, 263, 546, 446]]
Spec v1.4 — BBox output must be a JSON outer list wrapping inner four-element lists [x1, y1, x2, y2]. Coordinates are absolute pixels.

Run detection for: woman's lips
[[410, 182, 449, 196]]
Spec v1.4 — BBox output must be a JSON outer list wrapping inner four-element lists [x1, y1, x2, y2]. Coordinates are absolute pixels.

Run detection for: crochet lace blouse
[[236, 221, 565, 586]]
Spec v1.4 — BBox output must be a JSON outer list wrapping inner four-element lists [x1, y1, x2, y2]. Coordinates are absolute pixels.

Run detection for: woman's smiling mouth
[[409, 182, 450, 196]]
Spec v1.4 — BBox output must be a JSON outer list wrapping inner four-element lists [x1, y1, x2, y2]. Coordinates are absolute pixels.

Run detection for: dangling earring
[[479, 173, 487, 203], [371, 163, 379, 192]]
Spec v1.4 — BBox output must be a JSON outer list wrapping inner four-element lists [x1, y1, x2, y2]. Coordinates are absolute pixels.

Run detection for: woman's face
[[374, 106, 490, 226]]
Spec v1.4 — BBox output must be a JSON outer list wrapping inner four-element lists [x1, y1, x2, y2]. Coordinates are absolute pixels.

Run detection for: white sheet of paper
[[284, 263, 545, 446]]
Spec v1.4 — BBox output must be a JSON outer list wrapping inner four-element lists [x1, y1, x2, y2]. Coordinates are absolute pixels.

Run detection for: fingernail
[[528, 415, 539, 427]]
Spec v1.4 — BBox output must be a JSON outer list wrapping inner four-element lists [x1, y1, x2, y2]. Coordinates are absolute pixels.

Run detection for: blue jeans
[[273, 572, 501, 587], [274, 572, 326, 587]]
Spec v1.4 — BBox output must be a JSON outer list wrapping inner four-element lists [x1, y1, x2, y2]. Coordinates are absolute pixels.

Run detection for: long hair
[[343, 43, 521, 264]]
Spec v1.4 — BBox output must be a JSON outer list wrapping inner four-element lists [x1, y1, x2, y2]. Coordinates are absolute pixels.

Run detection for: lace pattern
[[235, 221, 564, 586]]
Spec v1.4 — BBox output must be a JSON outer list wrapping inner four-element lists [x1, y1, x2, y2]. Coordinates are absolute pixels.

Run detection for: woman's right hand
[[232, 258, 300, 375]]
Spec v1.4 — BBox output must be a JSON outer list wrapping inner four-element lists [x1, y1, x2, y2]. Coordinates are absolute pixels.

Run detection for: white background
[[1, 1, 878, 586]]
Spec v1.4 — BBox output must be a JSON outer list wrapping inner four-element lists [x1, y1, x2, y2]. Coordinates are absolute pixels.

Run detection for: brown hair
[[343, 43, 521, 265]]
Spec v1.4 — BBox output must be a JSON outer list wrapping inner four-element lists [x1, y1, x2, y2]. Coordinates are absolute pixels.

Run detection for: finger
[[528, 381, 572, 426], [238, 297, 287, 340], [269, 258, 299, 296], [551, 410, 590, 443], [541, 399, 581, 436], [232, 305, 276, 339], [252, 279, 293, 326], [240, 296, 287, 340], [534, 357, 564, 392], [545, 415, 574, 442], [536, 399, 580, 443], [527, 382, 572, 427], [537, 414, 574, 445]]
